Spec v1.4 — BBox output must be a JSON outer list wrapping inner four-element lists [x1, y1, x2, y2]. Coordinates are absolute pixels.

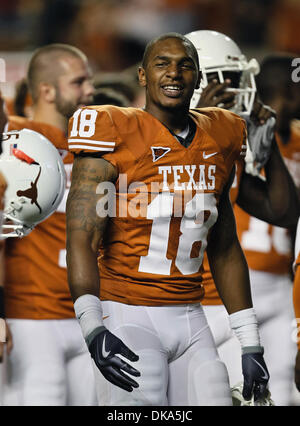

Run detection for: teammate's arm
[[66, 155, 140, 392], [207, 168, 269, 401], [0, 91, 7, 135], [0, 95, 12, 361], [293, 219, 300, 392], [237, 137, 299, 228]]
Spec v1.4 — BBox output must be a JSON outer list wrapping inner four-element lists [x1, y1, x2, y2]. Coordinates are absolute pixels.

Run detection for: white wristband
[[74, 294, 104, 342], [229, 308, 260, 351]]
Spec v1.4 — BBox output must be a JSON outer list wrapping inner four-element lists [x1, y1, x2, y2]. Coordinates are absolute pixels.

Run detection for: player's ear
[[39, 83, 56, 103], [138, 67, 147, 88]]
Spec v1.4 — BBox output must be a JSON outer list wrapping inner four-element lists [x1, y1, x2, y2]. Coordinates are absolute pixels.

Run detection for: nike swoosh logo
[[102, 315, 109, 320], [251, 357, 269, 380], [102, 334, 111, 358], [203, 152, 218, 159]]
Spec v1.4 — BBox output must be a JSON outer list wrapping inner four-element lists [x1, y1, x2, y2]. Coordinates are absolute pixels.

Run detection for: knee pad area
[[189, 359, 232, 406]]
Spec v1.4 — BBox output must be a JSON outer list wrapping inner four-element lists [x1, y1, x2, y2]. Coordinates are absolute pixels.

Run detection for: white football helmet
[[185, 30, 260, 114], [0, 128, 66, 238], [231, 382, 275, 406]]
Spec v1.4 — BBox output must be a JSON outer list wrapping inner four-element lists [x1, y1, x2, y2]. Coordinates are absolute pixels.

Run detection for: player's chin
[[160, 96, 190, 110]]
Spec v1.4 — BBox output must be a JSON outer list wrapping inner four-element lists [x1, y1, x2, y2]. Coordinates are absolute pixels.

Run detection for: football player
[[66, 32, 269, 406], [235, 56, 300, 405], [185, 30, 300, 405], [2, 45, 97, 406]]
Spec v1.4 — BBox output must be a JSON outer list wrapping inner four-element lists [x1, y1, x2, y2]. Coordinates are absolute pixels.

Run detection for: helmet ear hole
[[0, 128, 66, 238]]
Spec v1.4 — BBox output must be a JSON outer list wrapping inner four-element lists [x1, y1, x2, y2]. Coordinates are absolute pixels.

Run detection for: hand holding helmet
[[0, 128, 66, 238]]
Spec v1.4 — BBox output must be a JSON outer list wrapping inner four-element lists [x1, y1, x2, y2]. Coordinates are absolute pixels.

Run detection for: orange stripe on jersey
[[4, 116, 74, 319], [68, 138, 115, 152]]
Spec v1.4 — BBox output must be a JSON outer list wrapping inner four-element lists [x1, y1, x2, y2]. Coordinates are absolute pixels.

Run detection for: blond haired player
[[2, 45, 97, 406], [66, 33, 270, 406]]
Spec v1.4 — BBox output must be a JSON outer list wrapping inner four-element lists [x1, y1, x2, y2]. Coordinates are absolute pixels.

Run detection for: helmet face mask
[[0, 129, 66, 238], [185, 30, 260, 114]]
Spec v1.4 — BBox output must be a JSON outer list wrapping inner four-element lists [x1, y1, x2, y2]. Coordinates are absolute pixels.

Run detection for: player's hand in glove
[[242, 348, 270, 401], [88, 326, 141, 392]]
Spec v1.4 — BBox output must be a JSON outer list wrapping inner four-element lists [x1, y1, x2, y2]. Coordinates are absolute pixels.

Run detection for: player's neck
[[32, 102, 68, 134], [268, 98, 291, 144], [144, 104, 190, 134]]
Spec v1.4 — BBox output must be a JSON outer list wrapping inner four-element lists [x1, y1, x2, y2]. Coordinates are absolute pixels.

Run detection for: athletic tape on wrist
[[74, 294, 104, 342], [229, 307, 261, 350]]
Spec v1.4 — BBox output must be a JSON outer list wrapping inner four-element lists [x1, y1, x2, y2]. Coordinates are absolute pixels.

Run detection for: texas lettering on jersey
[[68, 105, 246, 306]]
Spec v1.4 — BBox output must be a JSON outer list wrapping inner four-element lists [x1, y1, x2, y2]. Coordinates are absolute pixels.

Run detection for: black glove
[[242, 348, 270, 401], [88, 326, 141, 392]]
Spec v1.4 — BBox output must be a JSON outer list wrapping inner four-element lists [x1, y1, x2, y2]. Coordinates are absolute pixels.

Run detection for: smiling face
[[139, 37, 200, 114], [55, 55, 94, 119]]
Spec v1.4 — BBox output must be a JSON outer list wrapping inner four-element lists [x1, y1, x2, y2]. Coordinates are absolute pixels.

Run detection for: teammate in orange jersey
[[233, 55, 300, 405], [186, 30, 300, 406], [66, 33, 270, 406], [2, 45, 98, 406]]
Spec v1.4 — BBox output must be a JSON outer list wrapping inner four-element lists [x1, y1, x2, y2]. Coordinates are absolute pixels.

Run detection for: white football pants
[[93, 301, 232, 406], [203, 270, 299, 406], [1, 319, 97, 406]]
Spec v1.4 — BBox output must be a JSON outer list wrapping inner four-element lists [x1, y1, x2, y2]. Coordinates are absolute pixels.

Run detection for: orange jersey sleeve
[[233, 123, 300, 275], [68, 106, 245, 306], [4, 116, 74, 319]]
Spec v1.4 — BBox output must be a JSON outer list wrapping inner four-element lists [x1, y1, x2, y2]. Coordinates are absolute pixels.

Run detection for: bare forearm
[[66, 232, 101, 302], [66, 156, 117, 302], [207, 178, 253, 314], [237, 138, 299, 227], [208, 237, 252, 314]]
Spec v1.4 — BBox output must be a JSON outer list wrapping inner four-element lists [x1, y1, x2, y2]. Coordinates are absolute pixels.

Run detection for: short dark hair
[[256, 53, 299, 103], [142, 32, 199, 71], [27, 43, 87, 103]]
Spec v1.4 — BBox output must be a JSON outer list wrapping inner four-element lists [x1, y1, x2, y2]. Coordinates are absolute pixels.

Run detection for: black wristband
[[0, 287, 5, 318]]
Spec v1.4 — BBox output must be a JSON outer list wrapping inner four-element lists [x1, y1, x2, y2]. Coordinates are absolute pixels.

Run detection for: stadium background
[[0, 0, 299, 101]]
